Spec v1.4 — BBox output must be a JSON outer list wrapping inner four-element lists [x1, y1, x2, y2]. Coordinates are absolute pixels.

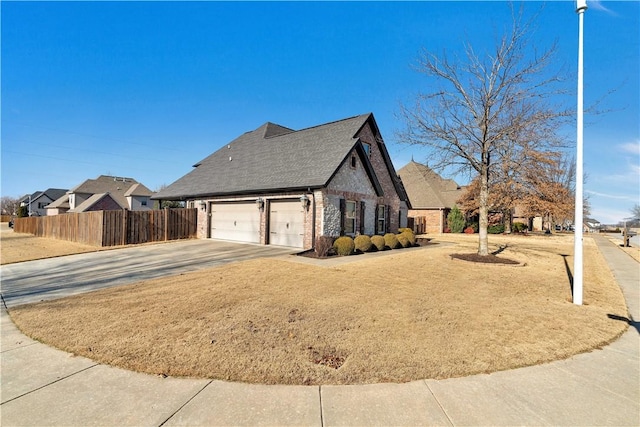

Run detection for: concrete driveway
[[0, 239, 295, 308]]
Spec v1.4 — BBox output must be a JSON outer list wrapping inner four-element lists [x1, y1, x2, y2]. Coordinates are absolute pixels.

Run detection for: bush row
[[324, 229, 417, 257]]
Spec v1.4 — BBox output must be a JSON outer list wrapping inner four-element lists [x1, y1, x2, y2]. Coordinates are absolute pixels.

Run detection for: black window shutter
[[339, 198, 346, 236], [359, 201, 366, 235], [385, 204, 390, 233], [375, 204, 380, 234]]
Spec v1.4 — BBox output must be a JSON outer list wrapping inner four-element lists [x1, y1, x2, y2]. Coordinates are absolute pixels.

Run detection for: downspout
[[311, 192, 316, 249]]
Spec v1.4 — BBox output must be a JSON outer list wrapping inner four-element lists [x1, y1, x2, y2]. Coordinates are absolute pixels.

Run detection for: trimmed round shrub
[[401, 230, 416, 245], [397, 234, 411, 248], [333, 236, 355, 256], [354, 235, 373, 252], [488, 224, 505, 234], [384, 233, 400, 249], [370, 235, 385, 251], [398, 227, 413, 235], [513, 222, 527, 233]]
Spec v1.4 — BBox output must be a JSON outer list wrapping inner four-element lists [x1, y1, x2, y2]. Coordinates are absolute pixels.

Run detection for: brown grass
[[0, 229, 99, 264], [9, 234, 628, 385]]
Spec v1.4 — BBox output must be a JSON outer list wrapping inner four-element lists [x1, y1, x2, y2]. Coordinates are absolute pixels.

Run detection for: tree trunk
[[478, 165, 490, 256], [504, 209, 512, 234]]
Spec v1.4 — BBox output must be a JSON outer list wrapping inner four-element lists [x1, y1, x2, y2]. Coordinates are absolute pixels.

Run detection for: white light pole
[[573, 0, 587, 305]]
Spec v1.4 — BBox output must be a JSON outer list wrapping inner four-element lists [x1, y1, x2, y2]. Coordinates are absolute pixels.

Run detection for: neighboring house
[[397, 161, 465, 234], [584, 218, 601, 233], [46, 176, 154, 215], [18, 188, 68, 216], [153, 113, 409, 250]]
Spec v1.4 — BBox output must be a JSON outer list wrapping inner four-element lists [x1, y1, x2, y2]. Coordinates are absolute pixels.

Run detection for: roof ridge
[[292, 113, 371, 134]]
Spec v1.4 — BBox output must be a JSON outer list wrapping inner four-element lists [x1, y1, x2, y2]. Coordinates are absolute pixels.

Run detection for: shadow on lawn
[[560, 254, 574, 296], [607, 314, 640, 335]]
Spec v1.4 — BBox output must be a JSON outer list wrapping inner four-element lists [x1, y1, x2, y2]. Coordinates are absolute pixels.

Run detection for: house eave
[[152, 186, 324, 201]]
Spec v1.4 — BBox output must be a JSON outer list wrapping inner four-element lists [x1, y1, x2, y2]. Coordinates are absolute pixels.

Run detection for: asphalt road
[[0, 239, 294, 308]]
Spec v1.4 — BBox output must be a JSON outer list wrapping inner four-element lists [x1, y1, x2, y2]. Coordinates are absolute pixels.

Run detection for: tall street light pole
[[573, 0, 587, 305]]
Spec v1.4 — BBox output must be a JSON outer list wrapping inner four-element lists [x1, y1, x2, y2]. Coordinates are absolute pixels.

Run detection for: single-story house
[[397, 161, 465, 234], [19, 188, 68, 216], [153, 113, 409, 249], [46, 176, 154, 215]]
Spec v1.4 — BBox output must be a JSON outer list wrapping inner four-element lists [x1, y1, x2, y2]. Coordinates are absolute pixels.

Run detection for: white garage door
[[269, 200, 304, 248], [210, 202, 260, 244]]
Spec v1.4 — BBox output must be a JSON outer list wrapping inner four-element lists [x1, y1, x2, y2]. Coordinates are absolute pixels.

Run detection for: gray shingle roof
[[124, 183, 153, 197], [155, 114, 376, 200], [70, 175, 140, 209], [398, 161, 464, 209]]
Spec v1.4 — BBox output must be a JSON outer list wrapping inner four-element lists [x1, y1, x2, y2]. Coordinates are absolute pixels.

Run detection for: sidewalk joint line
[[157, 379, 213, 427], [423, 380, 455, 426], [553, 363, 640, 406], [0, 363, 99, 405], [318, 385, 324, 427], [0, 341, 40, 353]]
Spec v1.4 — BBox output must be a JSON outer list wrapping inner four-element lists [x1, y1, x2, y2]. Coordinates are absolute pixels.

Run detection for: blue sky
[[2, 1, 638, 224]]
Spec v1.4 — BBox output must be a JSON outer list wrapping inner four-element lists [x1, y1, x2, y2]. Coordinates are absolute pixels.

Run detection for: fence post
[[164, 207, 169, 241], [121, 209, 128, 246]]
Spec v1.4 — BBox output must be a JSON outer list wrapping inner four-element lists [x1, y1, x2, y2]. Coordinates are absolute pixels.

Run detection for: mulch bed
[[450, 253, 520, 265], [296, 238, 435, 259]]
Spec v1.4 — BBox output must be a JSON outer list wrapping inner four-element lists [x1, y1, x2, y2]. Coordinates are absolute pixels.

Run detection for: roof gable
[[68, 193, 115, 213], [70, 175, 140, 209], [398, 161, 464, 209], [124, 183, 153, 197]]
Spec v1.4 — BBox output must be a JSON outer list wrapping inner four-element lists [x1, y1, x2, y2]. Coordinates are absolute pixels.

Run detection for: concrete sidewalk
[[1, 235, 638, 426]]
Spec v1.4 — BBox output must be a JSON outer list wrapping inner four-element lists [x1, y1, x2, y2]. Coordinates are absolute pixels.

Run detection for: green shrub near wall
[[371, 235, 385, 251], [488, 224, 505, 234], [400, 230, 416, 245], [513, 222, 527, 233], [354, 235, 373, 252], [384, 233, 400, 249], [333, 236, 355, 256], [397, 234, 411, 248], [447, 206, 465, 233]]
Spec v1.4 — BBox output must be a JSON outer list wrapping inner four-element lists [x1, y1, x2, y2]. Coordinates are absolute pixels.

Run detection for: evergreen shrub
[[371, 235, 386, 251], [384, 233, 400, 249], [333, 236, 355, 256], [354, 235, 373, 252]]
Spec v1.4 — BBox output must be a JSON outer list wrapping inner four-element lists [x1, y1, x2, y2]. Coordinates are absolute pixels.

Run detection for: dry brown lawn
[[9, 234, 629, 385], [0, 228, 99, 264]]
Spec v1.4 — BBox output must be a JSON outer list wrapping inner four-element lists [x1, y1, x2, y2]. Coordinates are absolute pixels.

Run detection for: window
[[377, 205, 386, 234], [141, 199, 147, 206], [345, 200, 356, 235], [362, 142, 371, 157], [350, 155, 357, 168]]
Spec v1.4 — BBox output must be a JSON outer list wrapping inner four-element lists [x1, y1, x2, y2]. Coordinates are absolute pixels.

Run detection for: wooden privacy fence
[[408, 216, 427, 235], [13, 208, 197, 247]]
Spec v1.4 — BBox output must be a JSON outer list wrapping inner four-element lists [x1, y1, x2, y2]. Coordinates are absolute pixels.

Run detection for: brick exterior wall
[[193, 192, 315, 250], [409, 208, 446, 234]]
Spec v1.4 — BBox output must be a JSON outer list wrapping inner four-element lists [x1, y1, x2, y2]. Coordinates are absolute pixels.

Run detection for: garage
[[269, 200, 305, 248], [210, 202, 260, 244]]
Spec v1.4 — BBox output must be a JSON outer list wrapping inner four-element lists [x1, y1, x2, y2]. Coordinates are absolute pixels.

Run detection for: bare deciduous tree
[[1, 196, 20, 216], [398, 5, 571, 255]]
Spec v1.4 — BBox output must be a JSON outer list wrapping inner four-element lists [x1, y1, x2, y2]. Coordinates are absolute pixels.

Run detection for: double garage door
[[210, 200, 304, 248]]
